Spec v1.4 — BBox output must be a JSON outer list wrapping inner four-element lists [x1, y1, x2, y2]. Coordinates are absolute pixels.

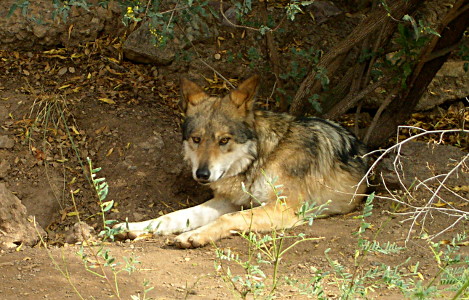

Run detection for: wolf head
[[180, 76, 259, 184]]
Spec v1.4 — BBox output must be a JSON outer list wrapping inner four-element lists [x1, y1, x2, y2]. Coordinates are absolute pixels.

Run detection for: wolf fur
[[115, 75, 368, 248]]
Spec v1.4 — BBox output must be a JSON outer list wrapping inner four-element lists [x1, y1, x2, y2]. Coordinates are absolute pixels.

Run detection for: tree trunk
[[288, 0, 420, 116], [365, 2, 469, 148]]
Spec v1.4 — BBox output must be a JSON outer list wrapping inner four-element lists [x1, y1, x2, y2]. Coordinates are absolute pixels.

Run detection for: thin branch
[[364, 127, 468, 243], [363, 87, 398, 144]]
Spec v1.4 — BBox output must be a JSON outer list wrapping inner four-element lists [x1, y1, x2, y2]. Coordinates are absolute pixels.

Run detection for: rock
[[377, 141, 468, 189], [138, 133, 164, 151], [0, 135, 14, 149], [0, 160, 10, 178], [220, 6, 239, 27], [365, 60, 468, 111], [132, 212, 147, 222], [0, 0, 122, 50], [123, 12, 218, 65], [418, 61, 469, 110], [0, 106, 8, 121], [0, 183, 45, 249], [306, 0, 343, 24], [65, 222, 96, 244], [19, 173, 63, 228], [123, 22, 176, 65]]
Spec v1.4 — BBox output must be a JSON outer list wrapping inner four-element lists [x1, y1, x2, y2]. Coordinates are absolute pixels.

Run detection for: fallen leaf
[[134, 233, 154, 241], [59, 84, 71, 90], [71, 126, 80, 135], [453, 185, 469, 192], [98, 97, 115, 104]]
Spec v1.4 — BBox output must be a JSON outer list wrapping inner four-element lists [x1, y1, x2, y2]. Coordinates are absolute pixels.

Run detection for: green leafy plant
[[214, 174, 326, 299], [214, 188, 468, 299], [246, 46, 263, 69], [285, 0, 314, 21], [33, 157, 154, 299], [323, 193, 411, 299], [87, 157, 121, 241], [457, 43, 469, 72], [52, 0, 91, 22], [382, 14, 441, 88], [279, 47, 323, 111], [69, 158, 154, 299], [321, 193, 468, 299]]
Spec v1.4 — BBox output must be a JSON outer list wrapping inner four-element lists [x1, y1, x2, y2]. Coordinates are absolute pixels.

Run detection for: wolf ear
[[180, 78, 209, 111], [229, 75, 259, 110]]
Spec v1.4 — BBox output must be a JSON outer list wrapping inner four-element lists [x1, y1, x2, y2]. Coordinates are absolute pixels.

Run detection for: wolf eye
[[192, 137, 201, 144], [219, 137, 230, 145]]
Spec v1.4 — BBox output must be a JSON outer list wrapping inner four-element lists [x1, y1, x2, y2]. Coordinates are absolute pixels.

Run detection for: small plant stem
[[72, 191, 122, 299], [426, 242, 457, 292], [270, 235, 284, 295], [451, 277, 469, 300], [114, 272, 121, 298], [59, 105, 89, 183], [70, 190, 82, 223], [216, 252, 245, 298], [34, 220, 85, 300]]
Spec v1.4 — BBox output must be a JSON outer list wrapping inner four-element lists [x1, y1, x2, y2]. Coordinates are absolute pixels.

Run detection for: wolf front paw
[[174, 231, 209, 248], [112, 223, 145, 240]]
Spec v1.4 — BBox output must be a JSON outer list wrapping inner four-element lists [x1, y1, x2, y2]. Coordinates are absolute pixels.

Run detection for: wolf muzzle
[[195, 167, 210, 183]]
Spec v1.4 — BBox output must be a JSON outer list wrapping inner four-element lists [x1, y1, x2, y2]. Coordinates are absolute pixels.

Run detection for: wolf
[[115, 75, 368, 248]]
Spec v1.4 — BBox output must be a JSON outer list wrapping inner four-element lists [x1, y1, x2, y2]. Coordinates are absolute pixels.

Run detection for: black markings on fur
[[293, 116, 367, 175], [301, 130, 320, 158], [182, 116, 195, 141], [225, 119, 256, 143], [286, 156, 311, 178], [302, 117, 365, 163]]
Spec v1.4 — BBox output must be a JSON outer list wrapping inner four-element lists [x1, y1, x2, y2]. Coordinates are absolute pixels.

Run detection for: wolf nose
[[195, 168, 210, 181]]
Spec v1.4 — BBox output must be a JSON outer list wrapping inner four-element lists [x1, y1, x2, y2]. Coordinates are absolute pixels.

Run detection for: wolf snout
[[195, 167, 210, 182]]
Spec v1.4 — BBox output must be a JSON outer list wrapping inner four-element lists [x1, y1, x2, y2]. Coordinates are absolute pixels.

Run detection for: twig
[[174, 22, 235, 89], [198, 59, 235, 89], [323, 79, 382, 119], [363, 87, 398, 144], [289, 0, 419, 116], [364, 127, 468, 243], [219, 0, 286, 33]]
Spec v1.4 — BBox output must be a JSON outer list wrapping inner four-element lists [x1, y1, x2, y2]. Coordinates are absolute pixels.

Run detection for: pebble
[[0, 136, 14, 149], [0, 106, 8, 120], [0, 160, 10, 178]]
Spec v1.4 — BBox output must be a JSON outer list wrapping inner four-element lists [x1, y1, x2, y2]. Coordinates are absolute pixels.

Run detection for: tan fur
[[115, 75, 368, 248]]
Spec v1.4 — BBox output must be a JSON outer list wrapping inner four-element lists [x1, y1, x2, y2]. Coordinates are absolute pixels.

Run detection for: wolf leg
[[174, 200, 301, 248], [114, 198, 239, 239]]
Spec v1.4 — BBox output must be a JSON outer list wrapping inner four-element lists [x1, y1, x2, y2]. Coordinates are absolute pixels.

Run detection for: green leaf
[[403, 14, 419, 40], [105, 219, 117, 225], [7, 4, 18, 17], [101, 200, 114, 212]]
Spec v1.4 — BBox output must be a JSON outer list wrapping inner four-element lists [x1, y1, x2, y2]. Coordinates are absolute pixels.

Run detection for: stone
[[418, 61, 469, 110], [0, 183, 45, 249], [0, 160, 10, 178], [0, 0, 122, 50], [65, 222, 96, 244], [138, 133, 164, 151], [0, 135, 14, 149], [123, 22, 176, 65], [0, 106, 8, 121]]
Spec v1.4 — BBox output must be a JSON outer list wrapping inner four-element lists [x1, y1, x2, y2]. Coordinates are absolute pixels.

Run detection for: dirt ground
[[0, 3, 468, 299]]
